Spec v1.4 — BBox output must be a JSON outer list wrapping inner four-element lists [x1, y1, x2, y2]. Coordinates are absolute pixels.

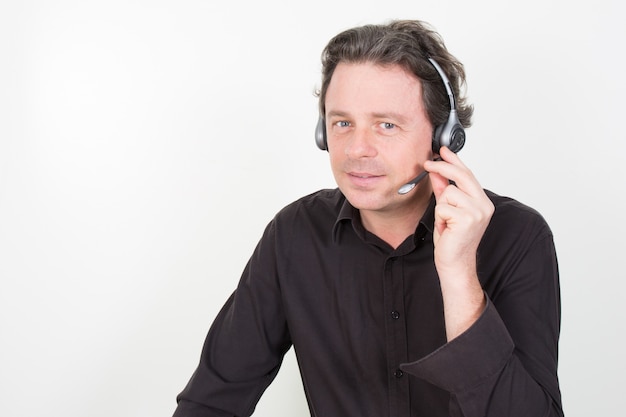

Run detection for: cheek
[[391, 141, 431, 174], [328, 150, 345, 173]]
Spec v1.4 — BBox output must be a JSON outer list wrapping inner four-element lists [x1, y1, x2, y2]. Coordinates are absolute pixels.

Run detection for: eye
[[336, 120, 350, 128], [380, 122, 396, 130]]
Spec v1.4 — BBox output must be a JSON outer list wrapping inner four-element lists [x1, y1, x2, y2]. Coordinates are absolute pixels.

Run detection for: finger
[[424, 149, 483, 197], [433, 203, 464, 238], [435, 185, 495, 234], [438, 146, 468, 169], [429, 171, 449, 202], [437, 182, 472, 209]]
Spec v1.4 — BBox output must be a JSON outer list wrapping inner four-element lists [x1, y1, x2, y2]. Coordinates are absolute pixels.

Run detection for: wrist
[[438, 270, 486, 341]]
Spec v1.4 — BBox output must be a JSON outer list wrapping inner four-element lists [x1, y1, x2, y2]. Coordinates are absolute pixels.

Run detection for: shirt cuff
[[400, 295, 514, 393]]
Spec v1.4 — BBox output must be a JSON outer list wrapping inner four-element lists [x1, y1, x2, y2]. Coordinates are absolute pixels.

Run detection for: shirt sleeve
[[173, 219, 291, 417], [401, 231, 564, 417]]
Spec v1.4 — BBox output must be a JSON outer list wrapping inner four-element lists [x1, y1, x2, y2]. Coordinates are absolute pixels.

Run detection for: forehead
[[325, 62, 424, 115]]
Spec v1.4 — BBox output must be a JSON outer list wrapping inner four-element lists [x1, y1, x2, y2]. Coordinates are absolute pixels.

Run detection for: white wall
[[0, 1, 624, 416]]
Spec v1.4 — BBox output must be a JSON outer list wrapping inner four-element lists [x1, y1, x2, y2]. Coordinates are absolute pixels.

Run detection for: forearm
[[437, 263, 486, 341]]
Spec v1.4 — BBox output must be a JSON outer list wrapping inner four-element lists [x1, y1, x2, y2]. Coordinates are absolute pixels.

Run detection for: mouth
[[348, 171, 383, 178], [347, 172, 384, 187]]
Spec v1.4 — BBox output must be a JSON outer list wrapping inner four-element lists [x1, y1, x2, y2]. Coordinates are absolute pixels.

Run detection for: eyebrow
[[371, 111, 409, 123], [325, 110, 409, 123], [325, 110, 349, 119]]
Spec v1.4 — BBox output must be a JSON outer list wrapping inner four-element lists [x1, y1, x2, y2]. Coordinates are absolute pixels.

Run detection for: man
[[173, 20, 563, 417]]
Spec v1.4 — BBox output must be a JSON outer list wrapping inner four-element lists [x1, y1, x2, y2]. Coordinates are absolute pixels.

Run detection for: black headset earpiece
[[315, 116, 327, 151], [314, 57, 465, 154], [427, 57, 465, 154]]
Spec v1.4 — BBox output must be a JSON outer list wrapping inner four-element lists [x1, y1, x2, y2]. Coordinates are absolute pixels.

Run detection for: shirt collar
[[332, 193, 436, 244], [332, 197, 361, 243]]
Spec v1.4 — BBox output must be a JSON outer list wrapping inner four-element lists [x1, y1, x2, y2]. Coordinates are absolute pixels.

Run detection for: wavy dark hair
[[317, 20, 473, 128]]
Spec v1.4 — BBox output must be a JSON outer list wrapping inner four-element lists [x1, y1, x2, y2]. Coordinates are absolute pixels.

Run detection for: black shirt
[[174, 188, 563, 417]]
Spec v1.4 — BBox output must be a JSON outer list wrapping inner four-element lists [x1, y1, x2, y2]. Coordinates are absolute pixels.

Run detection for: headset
[[314, 57, 465, 155]]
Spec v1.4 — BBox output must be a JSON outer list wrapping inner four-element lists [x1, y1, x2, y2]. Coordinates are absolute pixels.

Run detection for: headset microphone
[[397, 57, 466, 195], [397, 170, 431, 195]]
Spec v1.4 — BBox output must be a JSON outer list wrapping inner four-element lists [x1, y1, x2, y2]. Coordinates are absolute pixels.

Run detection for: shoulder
[[274, 188, 345, 223], [253, 189, 345, 255], [259, 189, 344, 240], [482, 189, 554, 248]]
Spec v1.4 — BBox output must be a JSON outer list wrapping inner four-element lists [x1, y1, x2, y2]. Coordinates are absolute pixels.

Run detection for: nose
[[345, 127, 377, 159]]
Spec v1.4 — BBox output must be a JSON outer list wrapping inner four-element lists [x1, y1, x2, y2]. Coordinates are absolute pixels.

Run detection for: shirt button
[[390, 310, 400, 320], [394, 369, 404, 378]]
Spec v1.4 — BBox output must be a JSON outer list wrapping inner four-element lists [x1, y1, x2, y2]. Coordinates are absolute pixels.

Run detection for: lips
[[347, 172, 383, 187], [350, 172, 378, 178]]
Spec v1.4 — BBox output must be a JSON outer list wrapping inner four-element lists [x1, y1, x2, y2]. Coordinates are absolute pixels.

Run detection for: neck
[[360, 195, 431, 250]]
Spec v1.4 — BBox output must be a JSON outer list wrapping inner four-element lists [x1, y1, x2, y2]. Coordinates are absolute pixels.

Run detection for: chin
[[339, 187, 394, 211]]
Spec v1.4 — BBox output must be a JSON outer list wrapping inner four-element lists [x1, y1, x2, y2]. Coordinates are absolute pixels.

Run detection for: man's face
[[325, 62, 434, 218]]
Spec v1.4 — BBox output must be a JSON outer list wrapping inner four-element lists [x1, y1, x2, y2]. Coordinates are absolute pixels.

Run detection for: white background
[[1, 1, 624, 416]]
